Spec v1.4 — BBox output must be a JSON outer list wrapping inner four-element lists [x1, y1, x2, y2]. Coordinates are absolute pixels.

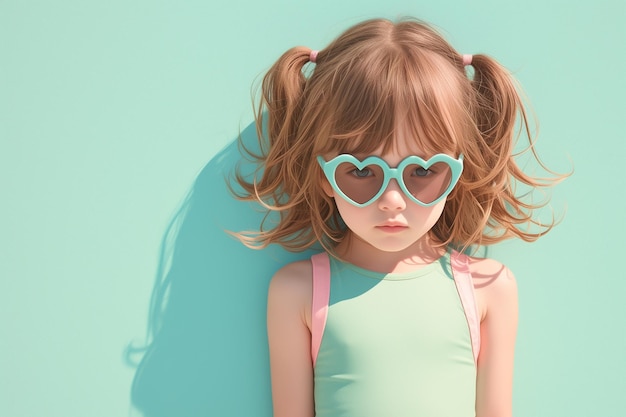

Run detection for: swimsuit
[[310, 251, 479, 417]]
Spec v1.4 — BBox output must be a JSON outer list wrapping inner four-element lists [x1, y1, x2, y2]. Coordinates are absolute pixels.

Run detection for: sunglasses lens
[[334, 162, 385, 204], [402, 162, 453, 204]]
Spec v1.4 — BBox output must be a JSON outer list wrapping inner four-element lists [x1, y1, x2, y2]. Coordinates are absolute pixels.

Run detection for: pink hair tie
[[309, 50, 319, 63], [462, 54, 473, 66]]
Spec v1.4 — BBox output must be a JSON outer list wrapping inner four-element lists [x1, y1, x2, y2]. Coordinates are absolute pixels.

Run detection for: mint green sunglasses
[[317, 154, 464, 207]]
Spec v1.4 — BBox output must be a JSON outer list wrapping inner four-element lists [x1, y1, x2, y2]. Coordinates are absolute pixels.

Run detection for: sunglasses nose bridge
[[376, 166, 406, 207], [386, 167, 405, 190]]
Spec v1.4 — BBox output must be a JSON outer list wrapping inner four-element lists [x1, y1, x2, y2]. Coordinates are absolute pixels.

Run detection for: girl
[[236, 17, 561, 417]]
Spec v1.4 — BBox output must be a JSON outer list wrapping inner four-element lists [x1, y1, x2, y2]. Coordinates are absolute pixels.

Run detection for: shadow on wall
[[127, 121, 316, 416]]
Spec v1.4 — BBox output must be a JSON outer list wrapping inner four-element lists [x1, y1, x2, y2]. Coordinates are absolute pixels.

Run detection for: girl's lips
[[376, 225, 408, 233]]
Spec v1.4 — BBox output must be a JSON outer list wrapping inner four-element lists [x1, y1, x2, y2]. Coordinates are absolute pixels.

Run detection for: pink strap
[[451, 250, 481, 363], [310, 252, 331, 367]]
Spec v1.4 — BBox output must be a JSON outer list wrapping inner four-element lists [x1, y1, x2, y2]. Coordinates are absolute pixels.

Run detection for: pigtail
[[258, 46, 312, 155], [468, 55, 519, 173], [234, 46, 328, 250], [443, 54, 565, 249]]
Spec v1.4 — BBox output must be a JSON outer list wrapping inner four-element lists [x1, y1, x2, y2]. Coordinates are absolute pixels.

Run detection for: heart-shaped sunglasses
[[317, 154, 464, 207]]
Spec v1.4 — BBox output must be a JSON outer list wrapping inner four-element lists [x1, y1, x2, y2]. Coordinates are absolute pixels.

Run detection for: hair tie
[[309, 50, 319, 63], [462, 54, 473, 66]]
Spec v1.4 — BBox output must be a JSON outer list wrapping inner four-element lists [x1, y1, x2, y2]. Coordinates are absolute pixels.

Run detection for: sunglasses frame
[[317, 153, 464, 207]]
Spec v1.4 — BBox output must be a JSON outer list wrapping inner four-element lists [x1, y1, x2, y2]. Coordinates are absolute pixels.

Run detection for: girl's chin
[[349, 234, 431, 255]]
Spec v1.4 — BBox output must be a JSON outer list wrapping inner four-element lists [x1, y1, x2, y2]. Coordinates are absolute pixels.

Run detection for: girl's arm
[[266, 260, 315, 417], [472, 259, 519, 417]]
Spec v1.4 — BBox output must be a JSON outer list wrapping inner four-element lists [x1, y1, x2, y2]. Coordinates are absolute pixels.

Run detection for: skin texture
[[266, 137, 518, 417]]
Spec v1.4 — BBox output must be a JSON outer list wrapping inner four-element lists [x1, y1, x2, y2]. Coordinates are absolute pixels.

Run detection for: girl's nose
[[377, 180, 406, 211]]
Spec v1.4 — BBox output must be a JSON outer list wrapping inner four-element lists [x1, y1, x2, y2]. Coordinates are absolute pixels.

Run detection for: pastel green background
[[1, 0, 624, 416]]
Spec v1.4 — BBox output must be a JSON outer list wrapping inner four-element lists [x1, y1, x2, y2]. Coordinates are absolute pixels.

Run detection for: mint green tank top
[[313, 252, 476, 417]]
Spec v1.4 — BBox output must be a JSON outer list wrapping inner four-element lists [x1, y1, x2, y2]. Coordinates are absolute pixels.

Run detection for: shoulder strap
[[450, 250, 481, 364], [310, 252, 331, 367]]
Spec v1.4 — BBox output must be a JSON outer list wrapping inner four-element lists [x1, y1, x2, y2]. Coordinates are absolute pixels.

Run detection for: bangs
[[315, 45, 469, 159]]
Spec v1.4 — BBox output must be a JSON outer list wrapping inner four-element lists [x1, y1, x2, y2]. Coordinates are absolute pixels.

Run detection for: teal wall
[[1, 1, 624, 416]]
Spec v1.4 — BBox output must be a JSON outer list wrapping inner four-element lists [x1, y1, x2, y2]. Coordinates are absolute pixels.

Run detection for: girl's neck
[[334, 233, 446, 274]]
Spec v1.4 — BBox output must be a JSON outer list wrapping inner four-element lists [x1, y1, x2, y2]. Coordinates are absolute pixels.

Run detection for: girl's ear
[[321, 178, 334, 198]]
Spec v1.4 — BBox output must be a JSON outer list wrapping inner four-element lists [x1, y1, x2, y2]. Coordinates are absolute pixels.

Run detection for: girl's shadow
[[128, 121, 316, 416]]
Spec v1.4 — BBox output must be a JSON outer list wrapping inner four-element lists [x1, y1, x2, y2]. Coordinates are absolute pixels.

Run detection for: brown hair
[[234, 18, 565, 254]]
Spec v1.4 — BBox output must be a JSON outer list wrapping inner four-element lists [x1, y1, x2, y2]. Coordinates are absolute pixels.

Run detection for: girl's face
[[322, 132, 453, 262]]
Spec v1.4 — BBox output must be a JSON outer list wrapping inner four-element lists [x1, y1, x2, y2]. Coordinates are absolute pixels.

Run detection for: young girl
[[236, 17, 561, 417]]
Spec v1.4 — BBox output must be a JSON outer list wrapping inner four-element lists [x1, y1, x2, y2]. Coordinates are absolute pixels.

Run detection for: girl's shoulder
[[466, 256, 518, 321], [270, 259, 314, 289], [466, 256, 515, 279], [268, 259, 313, 328]]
